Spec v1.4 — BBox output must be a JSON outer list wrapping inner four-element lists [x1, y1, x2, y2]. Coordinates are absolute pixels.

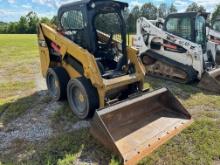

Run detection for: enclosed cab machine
[[37, 0, 192, 164], [207, 17, 220, 64], [135, 12, 220, 93]]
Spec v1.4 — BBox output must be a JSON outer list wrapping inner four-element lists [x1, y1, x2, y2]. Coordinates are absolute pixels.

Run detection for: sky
[[0, 0, 219, 22]]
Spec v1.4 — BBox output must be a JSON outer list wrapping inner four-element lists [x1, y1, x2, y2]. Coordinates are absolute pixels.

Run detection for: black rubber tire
[[67, 77, 99, 119], [46, 67, 70, 101]]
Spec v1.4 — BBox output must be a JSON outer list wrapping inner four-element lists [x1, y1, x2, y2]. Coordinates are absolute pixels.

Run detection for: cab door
[[195, 15, 207, 51], [59, 7, 88, 49]]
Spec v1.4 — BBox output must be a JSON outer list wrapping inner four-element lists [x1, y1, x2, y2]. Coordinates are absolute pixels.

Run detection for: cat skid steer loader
[[134, 12, 220, 93], [37, 0, 192, 164]]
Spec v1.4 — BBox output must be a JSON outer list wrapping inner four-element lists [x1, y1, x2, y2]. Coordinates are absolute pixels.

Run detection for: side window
[[179, 18, 192, 40], [213, 21, 220, 32], [195, 16, 206, 44], [166, 18, 178, 33], [61, 10, 84, 30], [60, 9, 86, 48], [95, 12, 121, 44], [166, 17, 192, 41]]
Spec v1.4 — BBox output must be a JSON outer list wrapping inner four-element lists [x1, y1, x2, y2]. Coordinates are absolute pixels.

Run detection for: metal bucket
[[90, 88, 192, 165], [198, 68, 220, 93]]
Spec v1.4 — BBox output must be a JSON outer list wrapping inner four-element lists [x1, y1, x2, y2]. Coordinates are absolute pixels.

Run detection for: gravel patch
[[0, 92, 63, 150], [64, 120, 90, 133], [0, 90, 90, 154]]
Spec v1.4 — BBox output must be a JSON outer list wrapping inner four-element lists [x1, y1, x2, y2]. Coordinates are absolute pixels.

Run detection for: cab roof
[[59, 0, 128, 11], [166, 12, 210, 20]]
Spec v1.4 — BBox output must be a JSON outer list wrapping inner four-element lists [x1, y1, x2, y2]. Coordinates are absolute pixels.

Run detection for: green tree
[[158, 3, 168, 18], [131, 5, 141, 18], [26, 11, 39, 33], [40, 17, 51, 24], [169, 3, 177, 14], [127, 6, 140, 33], [140, 3, 157, 20], [0, 22, 8, 34], [50, 16, 58, 26], [17, 16, 29, 33], [0, 14, 56, 34], [7, 22, 18, 34], [186, 2, 206, 12], [212, 4, 220, 23]]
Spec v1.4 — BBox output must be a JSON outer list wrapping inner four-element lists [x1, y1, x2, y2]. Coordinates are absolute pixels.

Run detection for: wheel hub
[[79, 93, 84, 102]]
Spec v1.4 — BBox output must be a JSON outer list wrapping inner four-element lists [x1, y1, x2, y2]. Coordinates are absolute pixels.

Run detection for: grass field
[[0, 34, 220, 165]]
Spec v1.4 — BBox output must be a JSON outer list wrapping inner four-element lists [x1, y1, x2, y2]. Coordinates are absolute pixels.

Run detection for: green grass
[[0, 34, 39, 124], [0, 81, 35, 99], [1, 34, 220, 165], [139, 118, 220, 165], [141, 77, 220, 165], [0, 34, 38, 67], [145, 76, 220, 110], [51, 103, 78, 125], [1, 129, 115, 165]]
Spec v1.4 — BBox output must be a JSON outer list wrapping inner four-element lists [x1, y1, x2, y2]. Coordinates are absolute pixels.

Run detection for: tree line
[[0, 2, 220, 34], [126, 3, 177, 33], [0, 11, 57, 34], [126, 2, 220, 33]]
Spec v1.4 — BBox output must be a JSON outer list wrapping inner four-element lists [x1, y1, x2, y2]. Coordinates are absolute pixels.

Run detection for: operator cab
[[164, 12, 208, 52], [58, 0, 129, 79], [213, 18, 220, 32]]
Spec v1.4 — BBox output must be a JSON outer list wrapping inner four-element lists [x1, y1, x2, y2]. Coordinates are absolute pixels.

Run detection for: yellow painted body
[[38, 24, 193, 165], [38, 23, 146, 108]]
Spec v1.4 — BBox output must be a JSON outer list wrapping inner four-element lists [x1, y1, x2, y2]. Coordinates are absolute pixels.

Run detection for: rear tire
[[67, 77, 99, 119], [46, 67, 70, 101]]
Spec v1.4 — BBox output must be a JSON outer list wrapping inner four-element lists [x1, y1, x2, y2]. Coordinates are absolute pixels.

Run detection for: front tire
[[46, 67, 70, 101], [67, 77, 99, 119]]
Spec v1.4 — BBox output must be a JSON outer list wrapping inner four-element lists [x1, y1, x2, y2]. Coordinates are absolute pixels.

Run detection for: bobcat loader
[[37, 0, 192, 164], [207, 17, 220, 64], [134, 12, 220, 93]]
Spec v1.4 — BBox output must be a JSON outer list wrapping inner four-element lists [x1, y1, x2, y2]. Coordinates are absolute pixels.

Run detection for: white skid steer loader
[[134, 12, 220, 93], [207, 17, 220, 64]]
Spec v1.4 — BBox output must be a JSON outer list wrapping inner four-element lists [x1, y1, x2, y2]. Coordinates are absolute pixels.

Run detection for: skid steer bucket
[[198, 68, 220, 93], [90, 88, 192, 165]]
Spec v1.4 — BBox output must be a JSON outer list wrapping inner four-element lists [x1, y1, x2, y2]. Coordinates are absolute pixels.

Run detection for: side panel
[[39, 23, 105, 107], [38, 26, 50, 77], [40, 24, 103, 87]]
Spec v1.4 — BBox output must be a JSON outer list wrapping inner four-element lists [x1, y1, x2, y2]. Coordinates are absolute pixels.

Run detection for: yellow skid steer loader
[[37, 0, 192, 164]]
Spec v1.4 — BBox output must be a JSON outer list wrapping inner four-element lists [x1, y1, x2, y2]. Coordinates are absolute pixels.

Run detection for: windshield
[[61, 9, 84, 30], [213, 20, 220, 32], [165, 17, 192, 41]]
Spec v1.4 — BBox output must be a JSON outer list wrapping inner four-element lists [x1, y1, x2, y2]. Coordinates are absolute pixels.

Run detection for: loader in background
[[37, 0, 192, 164], [213, 18, 220, 32], [207, 17, 220, 64], [134, 12, 220, 93]]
